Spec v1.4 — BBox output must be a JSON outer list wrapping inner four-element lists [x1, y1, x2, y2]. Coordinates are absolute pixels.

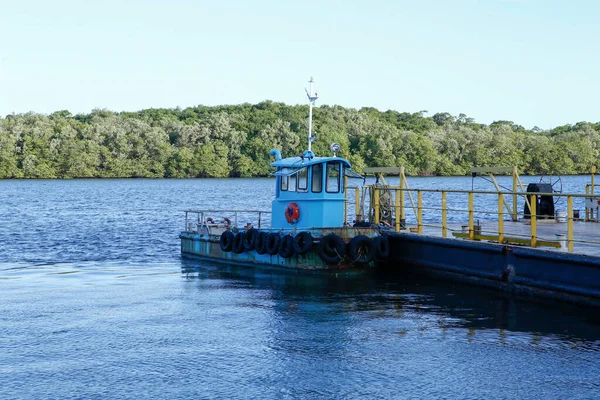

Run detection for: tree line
[[0, 102, 598, 179]]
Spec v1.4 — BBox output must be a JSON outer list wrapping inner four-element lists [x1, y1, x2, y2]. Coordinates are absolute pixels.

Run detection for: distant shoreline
[[1, 104, 598, 179]]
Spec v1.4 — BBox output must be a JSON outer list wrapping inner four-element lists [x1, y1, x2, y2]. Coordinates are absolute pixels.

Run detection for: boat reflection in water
[[181, 259, 600, 348]]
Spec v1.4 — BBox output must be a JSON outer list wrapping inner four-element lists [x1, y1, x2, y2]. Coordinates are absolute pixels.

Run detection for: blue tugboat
[[180, 79, 390, 272]]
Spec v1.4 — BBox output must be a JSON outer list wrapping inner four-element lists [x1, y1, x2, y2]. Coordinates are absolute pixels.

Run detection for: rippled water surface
[[1, 178, 599, 399]]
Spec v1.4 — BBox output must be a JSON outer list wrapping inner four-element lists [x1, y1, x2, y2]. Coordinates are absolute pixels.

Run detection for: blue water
[[1, 178, 599, 399]]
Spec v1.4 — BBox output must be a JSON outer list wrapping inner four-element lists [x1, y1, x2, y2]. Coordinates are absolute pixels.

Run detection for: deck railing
[[184, 209, 271, 232], [354, 187, 600, 254], [585, 184, 600, 221]]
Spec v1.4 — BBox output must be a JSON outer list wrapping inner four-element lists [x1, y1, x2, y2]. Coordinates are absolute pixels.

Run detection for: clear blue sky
[[1, 0, 598, 129]]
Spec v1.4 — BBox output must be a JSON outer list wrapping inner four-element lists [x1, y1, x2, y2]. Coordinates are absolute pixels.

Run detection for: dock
[[354, 166, 600, 306], [408, 219, 600, 257]]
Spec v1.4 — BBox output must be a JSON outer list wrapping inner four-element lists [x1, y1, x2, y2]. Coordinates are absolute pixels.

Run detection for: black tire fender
[[278, 235, 295, 258], [265, 233, 281, 256], [347, 235, 375, 265], [243, 228, 259, 251], [293, 231, 313, 255], [232, 232, 246, 254], [373, 235, 390, 260], [219, 230, 234, 252], [255, 231, 268, 255], [317, 234, 346, 264]]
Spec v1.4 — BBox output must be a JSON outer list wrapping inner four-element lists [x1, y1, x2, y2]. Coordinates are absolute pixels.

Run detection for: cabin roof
[[270, 155, 352, 169]]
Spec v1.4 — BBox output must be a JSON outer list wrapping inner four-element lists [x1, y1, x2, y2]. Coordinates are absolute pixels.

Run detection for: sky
[[0, 0, 598, 129]]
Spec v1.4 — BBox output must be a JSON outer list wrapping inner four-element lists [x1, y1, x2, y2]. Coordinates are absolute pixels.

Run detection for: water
[[1, 178, 599, 399]]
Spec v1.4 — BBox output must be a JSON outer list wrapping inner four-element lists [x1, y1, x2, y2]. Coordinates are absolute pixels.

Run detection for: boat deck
[[402, 219, 600, 257]]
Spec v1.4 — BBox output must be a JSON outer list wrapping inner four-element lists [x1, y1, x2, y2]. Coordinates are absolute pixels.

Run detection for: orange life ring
[[206, 217, 215, 224], [223, 217, 231, 227], [285, 203, 300, 224]]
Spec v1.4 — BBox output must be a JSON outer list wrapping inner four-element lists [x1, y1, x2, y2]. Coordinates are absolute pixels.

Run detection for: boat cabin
[[270, 149, 361, 229]]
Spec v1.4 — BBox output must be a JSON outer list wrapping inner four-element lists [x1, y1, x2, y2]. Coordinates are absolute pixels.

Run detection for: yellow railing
[[470, 166, 524, 221], [358, 187, 600, 253], [585, 184, 600, 221]]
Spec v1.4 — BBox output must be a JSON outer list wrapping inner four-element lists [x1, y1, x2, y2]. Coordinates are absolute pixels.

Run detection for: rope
[[334, 247, 344, 264], [477, 175, 513, 192]]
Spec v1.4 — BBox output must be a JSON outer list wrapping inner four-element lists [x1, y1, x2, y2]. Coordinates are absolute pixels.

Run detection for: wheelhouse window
[[312, 164, 323, 193], [280, 176, 289, 191], [289, 173, 296, 192], [326, 162, 341, 193], [297, 168, 308, 192]]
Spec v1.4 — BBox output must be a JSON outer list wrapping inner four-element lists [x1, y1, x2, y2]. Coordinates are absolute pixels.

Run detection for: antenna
[[306, 77, 318, 152]]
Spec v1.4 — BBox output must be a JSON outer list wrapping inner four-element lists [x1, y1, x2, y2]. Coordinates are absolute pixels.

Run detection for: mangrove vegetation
[[0, 103, 599, 178]]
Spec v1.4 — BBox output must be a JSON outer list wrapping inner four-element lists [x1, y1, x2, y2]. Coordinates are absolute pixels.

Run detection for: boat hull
[[180, 228, 379, 273]]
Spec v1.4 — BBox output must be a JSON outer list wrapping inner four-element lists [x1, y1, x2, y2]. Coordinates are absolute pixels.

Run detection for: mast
[[306, 77, 318, 152]]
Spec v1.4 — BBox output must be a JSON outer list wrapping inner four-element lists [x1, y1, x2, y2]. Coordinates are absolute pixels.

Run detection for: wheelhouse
[[270, 149, 362, 229]]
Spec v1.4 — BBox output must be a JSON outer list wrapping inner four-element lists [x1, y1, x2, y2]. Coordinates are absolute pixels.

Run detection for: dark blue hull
[[387, 233, 600, 307]]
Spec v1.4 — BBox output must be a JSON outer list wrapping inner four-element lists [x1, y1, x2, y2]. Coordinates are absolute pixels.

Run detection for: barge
[[359, 167, 600, 306]]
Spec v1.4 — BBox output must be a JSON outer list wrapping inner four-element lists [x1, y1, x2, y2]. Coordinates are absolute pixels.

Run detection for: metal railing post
[[530, 194, 537, 248], [395, 188, 400, 232], [400, 166, 405, 220], [355, 187, 360, 221], [567, 195, 574, 252], [512, 167, 518, 221], [441, 191, 447, 238], [361, 187, 367, 219], [468, 192, 474, 240], [498, 193, 504, 244], [586, 185, 590, 221], [417, 190, 423, 234], [592, 166, 596, 196], [591, 166, 597, 222], [344, 176, 348, 225], [374, 188, 380, 224]]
